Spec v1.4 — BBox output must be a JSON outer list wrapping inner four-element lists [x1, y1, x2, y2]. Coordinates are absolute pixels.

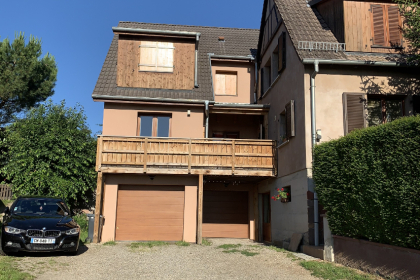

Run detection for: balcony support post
[[232, 140, 235, 175], [93, 171, 104, 243], [197, 174, 203, 244]]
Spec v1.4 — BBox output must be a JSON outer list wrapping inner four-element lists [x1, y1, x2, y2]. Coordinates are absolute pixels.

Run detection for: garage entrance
[[115, 185, 184, 241], [202, 190, 249, 238]]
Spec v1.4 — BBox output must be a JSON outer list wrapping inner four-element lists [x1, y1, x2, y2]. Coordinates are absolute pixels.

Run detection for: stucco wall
[[102, 102, 205, 138], [258, 169, 310, 244], [211, 61, 255, 104], [259, 24, 307, 178], [303, 66, 417, 169], [101, 174, 199, 243]]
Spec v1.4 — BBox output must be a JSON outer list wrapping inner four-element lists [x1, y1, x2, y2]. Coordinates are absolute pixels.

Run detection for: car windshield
[[11, 198, 70, 216]]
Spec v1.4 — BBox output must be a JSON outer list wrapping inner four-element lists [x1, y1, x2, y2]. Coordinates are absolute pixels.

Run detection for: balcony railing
[[96, 136, 276, 177]]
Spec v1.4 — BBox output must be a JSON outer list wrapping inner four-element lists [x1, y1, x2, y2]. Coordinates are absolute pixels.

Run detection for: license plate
[[31, 238, 55, 244]]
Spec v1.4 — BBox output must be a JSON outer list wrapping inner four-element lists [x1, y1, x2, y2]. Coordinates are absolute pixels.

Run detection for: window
[[278, 32, 286, 73], [215, 71, 237, 96], [261, 63, 271, 95], [367, 96, 404, 126], [139, 41, 174, 72], [371, 4, 402, 48], [138, 115, 171, 137], [343, 93, 405, 135], [212, 132, 239, 139], [278, 100, 295, 144]]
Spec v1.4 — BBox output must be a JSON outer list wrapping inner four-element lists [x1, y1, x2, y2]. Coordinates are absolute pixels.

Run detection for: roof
[[270, 0, 410, 63], [92, 22, 259, 102]]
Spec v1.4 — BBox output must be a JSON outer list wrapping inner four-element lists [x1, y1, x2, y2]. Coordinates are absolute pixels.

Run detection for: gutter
[[92, 94, 215, 105], [112, 27, 201, 37], [210, 55, 255, 61], [302, 58, 414, 67], [213, 103, 270, 109]]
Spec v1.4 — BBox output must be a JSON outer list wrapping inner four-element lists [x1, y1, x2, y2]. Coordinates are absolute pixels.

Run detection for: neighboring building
[[92, 22, 275, 243], [255, 0, 419, 247], [92, 1, 420, 247]]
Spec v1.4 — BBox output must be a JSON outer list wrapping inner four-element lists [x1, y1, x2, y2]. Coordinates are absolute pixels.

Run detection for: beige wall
[[259, 24, 307, 177], [102, 102, 205, 138], [101, 174, 199, 243], [303, 66, 417, 169], [211, 61, 255, 104]]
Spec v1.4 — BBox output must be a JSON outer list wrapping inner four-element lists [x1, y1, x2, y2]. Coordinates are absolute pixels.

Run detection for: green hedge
[[313, 116, 420, 250]]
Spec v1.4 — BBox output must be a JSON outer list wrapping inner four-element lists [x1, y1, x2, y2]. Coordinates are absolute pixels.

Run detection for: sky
[[0, 0, 264, 135]]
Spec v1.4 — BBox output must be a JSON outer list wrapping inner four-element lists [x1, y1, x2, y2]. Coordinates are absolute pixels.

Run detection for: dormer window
[[139, 41, 174, 72]]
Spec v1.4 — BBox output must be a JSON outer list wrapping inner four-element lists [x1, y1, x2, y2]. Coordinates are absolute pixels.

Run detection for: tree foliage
[[313, 116, 420, 250], [0, 33, 57, 125], [1, 100, 97, 209], [395, 0, 420, 61]]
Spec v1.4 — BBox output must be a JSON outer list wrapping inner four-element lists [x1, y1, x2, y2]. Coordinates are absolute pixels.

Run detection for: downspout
[[194, 34, 200, 88], [310, 60, 320, 246], [205, 101, 209, 138]]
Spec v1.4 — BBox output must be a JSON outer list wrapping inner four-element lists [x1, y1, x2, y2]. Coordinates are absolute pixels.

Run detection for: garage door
[[203, 191, 249, 238], [115, 185, 184, 241]]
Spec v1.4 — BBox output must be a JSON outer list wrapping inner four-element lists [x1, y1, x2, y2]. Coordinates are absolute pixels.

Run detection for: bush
[[313, 116, 420, 250]]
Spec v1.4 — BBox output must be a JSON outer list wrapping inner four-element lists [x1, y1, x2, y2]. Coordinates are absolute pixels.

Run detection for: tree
[[0, 100, 97, 209], [0, 33, 57, 125], [395, 0, 420, 61]]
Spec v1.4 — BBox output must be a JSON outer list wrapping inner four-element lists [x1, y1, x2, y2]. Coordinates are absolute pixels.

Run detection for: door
[[202, 191, 249, 238], [115, 185, 184, 241], [262, 193, 271, 242]]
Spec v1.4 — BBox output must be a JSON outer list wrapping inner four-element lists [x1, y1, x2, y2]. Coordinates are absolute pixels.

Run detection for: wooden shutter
[[371, 5, 386, 46], [343, 93, 366, 135], [215, 72, 237, 96], [285, 100, 295, 138], [139, 41, 157, 72], [387, 5, 402, 47], [278, 32, 286, 73]]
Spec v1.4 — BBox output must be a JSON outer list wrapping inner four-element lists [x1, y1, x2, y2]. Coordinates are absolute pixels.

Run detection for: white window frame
[[138, 42, 175, 73]]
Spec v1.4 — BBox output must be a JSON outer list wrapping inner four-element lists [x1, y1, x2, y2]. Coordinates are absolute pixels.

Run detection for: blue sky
[[0, 0, 263, 134]]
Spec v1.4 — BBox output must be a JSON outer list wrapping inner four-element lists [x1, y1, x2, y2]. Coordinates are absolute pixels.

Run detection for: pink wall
[[211, 60, 255, 104], [102, 102, 205, 138]]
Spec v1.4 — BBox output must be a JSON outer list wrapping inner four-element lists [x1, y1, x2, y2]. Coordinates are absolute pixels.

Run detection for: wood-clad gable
[[117, 35, 195, 90], [316, 0, 345, 43], [259, 0, 283, 57], [342, 1, 406, 53]]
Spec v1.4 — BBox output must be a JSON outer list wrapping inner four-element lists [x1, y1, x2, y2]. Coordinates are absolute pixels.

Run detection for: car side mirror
[[3, 207, 10, 215]]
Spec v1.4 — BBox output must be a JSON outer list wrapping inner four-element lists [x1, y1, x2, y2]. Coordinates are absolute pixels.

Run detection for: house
[[91, 22, 276, 243], [92, 0, 419, 248], [255, 0, 420, 249]]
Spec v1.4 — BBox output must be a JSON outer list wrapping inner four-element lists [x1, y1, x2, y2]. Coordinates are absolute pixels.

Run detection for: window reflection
[[140, 116, 153, 137]]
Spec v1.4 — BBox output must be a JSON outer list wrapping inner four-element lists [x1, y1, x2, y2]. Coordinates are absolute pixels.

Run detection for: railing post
[[232, 140, 235, 175], [93, 172, 104, 243], [143, 138, 148, 173], [95, 136, 103, 172], [188, 139, 192, 174]]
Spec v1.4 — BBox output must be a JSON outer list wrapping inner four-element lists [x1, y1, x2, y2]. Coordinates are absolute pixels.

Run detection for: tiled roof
[[273, 0, 408, 62], [92, 22, 259, 102]]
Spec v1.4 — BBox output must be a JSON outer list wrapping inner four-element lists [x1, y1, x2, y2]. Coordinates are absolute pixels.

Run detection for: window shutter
[[371, 5, 386, 46], [343, 93, 366, 135], [387, 5, 402, 47], [285, 100, 295, 138], [278, 32, 286, 73]]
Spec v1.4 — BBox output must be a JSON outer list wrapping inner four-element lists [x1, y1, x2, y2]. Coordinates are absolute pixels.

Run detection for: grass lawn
[[300, 261, 376, 280]]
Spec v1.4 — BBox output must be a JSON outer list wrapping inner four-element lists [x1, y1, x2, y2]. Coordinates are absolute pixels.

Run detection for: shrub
[[313, 116, 420, 250]]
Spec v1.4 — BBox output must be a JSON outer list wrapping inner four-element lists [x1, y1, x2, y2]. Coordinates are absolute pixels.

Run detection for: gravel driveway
[[16, 239, 319, 280]]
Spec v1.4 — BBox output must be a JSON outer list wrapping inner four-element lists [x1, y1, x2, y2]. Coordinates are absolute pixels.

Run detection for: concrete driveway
[[16, 238, 319, 280]]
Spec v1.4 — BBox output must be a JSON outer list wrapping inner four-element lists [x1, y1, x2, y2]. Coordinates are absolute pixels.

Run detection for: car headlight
[[4, 226, 24, 234], [65, 228, 80, 235]]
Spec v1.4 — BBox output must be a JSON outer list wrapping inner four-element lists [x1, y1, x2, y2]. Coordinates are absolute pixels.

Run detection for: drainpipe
[[194, 34, 200, 88], [205, 100, 209, 138], [310, 60, 320, 247]]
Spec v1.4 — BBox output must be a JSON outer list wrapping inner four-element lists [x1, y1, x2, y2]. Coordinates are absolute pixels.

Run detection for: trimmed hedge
[[313, 116, 420, 250]]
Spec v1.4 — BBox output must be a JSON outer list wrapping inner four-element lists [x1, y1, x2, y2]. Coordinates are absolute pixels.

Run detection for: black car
[[1, 196, 80, 255]]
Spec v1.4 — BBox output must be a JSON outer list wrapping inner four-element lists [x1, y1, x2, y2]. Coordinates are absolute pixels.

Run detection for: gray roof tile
[[92, 22, 259, 101]]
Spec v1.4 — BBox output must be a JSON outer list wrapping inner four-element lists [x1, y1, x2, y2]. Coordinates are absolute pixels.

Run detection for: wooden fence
[[96, 136, 277, 177], [0, 184, 13, 200]]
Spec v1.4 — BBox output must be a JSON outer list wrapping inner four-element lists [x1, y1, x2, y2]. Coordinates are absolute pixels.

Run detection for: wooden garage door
[[115, 185, 184, 241], [203, 191, 249, 238]]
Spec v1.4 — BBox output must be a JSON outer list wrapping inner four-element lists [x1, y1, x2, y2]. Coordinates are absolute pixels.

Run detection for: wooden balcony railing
[[96, 136, 276, 177]]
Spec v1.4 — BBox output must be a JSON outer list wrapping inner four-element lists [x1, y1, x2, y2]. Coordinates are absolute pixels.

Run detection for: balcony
[[96, 136, 276, 177]]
